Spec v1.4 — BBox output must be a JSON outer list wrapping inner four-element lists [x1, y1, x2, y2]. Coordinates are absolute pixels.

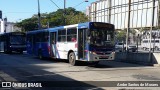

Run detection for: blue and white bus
[[27, 22, 115, 65]]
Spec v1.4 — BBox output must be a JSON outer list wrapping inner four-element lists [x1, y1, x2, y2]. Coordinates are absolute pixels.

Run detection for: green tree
[[116, 30, 126, 42], [15, 7, 89, 32], [15, 18, 38, 32]]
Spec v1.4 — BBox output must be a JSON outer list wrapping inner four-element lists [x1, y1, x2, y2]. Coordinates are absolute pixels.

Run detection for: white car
[[115, 42, 125, 52], [115, 42, 137, 52]]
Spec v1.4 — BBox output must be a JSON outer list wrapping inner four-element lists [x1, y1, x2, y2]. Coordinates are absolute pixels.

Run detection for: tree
[[116, 30, 126, 42], [15, 7, 89, 32], [15, 18, 38, 32]]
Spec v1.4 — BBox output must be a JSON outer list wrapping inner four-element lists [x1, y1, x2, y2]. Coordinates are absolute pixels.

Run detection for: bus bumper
[[10, 45, 26, 51], [88, 52, 115, 61]]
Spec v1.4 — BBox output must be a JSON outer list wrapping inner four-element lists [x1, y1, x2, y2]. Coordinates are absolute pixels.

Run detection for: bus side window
[[43, 32, 49, 42], [58, 29, 66, 42], [67, 28, 77, 42]]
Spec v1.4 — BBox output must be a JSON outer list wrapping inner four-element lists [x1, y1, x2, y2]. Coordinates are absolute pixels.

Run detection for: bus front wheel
[[69, 52, 77, 66]]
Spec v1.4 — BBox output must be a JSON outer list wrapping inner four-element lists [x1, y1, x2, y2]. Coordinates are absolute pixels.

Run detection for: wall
[[115, 52, 160, 65]]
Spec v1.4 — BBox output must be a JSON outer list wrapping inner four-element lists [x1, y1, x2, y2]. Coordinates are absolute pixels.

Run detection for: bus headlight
[[111, 52, 115, 54], [92, 52, 96, 55]]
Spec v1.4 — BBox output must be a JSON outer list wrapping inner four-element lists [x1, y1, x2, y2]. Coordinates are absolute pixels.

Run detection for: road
[[0, 53, 160, 90]]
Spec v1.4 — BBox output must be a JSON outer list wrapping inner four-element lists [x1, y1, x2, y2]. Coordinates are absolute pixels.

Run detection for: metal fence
[[89, 0, 159, 30]]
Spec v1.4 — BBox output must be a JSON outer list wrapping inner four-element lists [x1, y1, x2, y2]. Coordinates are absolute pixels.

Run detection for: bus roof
[[0, 32, 25, 35], [27, 22, 115, 33], [26, 29, 49, 34]]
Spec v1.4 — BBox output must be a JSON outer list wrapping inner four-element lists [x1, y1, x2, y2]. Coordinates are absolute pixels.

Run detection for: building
[[0, 19, 5, 34], [6, 22, 21, 32], [0, 19, 21, 33], [159, 1, 160, 27], [87, 0, 160, 30], [0, 10, 21, 33]]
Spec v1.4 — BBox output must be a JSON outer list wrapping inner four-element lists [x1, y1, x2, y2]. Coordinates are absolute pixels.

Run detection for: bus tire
[[68, 52, 77, 66], [38, 50, 43, 59]]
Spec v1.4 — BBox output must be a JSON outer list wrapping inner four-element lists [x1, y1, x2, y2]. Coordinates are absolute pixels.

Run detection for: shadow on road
[[0, 53, 106, 90]]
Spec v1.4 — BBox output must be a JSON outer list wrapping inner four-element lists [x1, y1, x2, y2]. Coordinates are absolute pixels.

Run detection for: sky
[[0, 0, 96, 22]]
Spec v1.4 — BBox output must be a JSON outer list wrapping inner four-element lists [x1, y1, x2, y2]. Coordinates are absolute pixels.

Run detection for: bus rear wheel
[[69, 52, 77, 66]]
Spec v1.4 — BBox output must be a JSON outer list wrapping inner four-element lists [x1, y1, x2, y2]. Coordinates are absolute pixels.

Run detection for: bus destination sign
[[92, 22, 114, 29]]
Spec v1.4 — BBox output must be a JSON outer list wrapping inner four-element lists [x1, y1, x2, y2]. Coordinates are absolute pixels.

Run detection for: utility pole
[[108, 0, 111, 23], [64, 0, 66, 25], [148, 0, 155, 63], [37, 0, 41, 30], [126, 0, 131, 52], [47, 22, 50, 28], [158, 0, 160, 26]]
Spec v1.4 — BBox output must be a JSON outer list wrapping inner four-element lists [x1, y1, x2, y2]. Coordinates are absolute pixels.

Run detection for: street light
[[63, 0, 89, 25], [73, 0, 88, 8]]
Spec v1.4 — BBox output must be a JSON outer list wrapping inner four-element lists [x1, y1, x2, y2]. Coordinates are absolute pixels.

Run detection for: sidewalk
[[99, 61, 150, 68]]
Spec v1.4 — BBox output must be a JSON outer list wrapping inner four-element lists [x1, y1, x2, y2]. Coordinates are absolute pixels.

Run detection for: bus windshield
[[10, 35, 25, 45], [89, 29, 114, 47]]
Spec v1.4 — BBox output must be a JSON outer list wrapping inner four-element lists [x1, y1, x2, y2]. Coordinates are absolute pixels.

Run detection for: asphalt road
[[0, 52, 160, 90]]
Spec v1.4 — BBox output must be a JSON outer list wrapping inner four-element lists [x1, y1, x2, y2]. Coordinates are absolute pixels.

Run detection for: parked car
[[115, 42, 125, 52], [115, 42, 137, 52], [127, 44, 137, 52]]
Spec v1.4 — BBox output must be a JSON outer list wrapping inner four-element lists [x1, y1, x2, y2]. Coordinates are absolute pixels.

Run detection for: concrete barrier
[[115, 52, 160, 66], [152, 53, 160, 65]]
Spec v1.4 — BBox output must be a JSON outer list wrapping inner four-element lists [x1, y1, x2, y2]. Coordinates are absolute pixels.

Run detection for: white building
[[88, 0, 160, 30], [0, 19, 21, 33], [6, 22, 21, 32], [0, 19, 5, 33]]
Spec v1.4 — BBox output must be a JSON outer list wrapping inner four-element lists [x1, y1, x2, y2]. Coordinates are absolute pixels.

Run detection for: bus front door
[[50, 32, 57, 58], [78, 29, 86, 59]]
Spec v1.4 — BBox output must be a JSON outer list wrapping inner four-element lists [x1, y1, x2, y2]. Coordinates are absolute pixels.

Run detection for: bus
[[141, 39, 160, 51], [0, 32, 26, 53], [26, 22, 115, 65], [141, 30, 160, 51]]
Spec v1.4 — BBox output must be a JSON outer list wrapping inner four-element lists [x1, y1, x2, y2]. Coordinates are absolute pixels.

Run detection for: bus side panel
[[26, 42, 32, 54], [27, 42, 50, 58], [56, 42, 67, 59], [34, 42, 50, 57], [41, 42, 50, 57], [56, 42, 78, 60], [66, 42, 78, 59]]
